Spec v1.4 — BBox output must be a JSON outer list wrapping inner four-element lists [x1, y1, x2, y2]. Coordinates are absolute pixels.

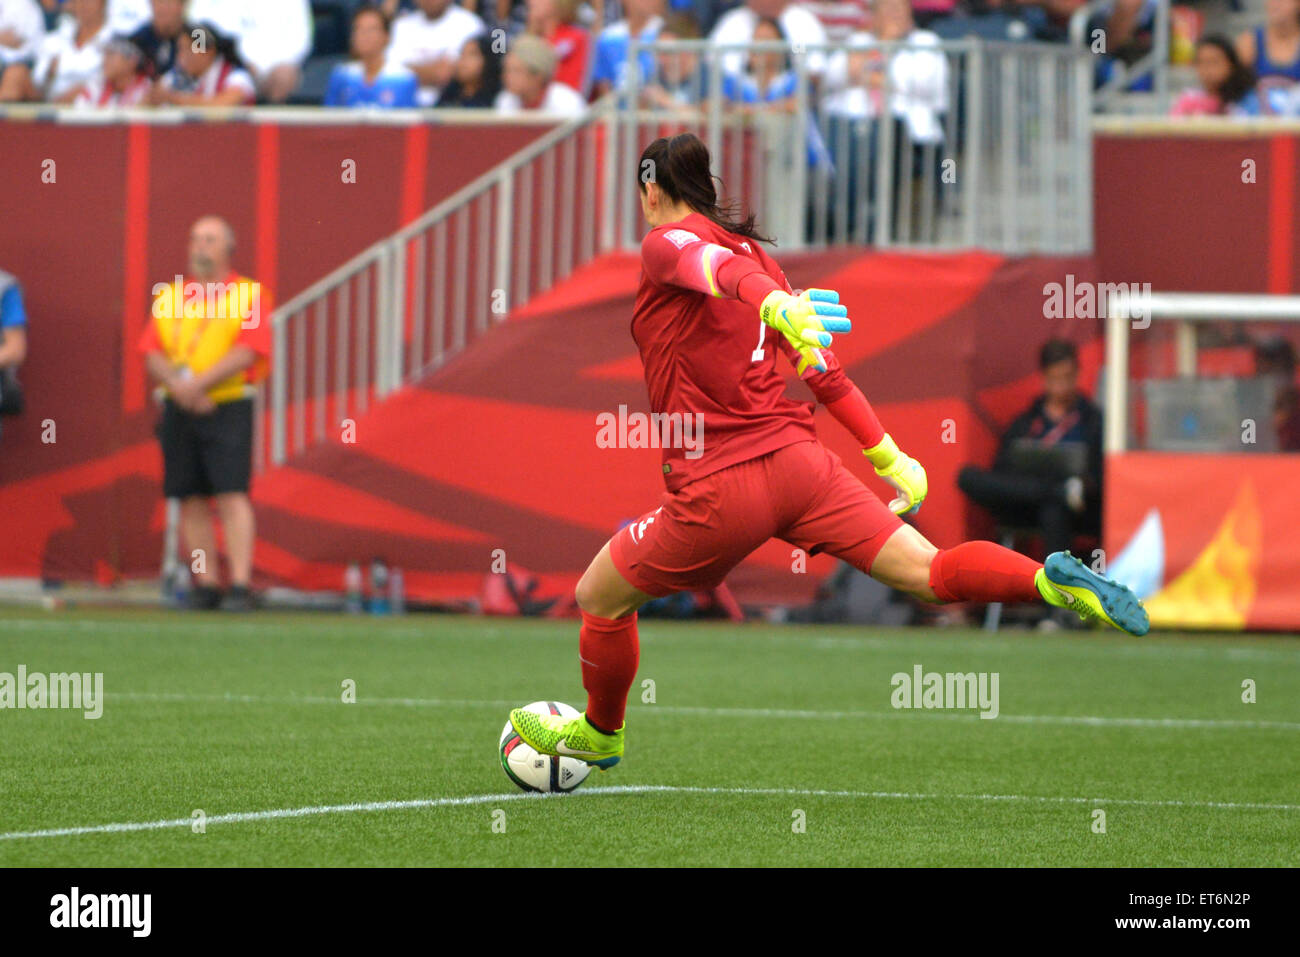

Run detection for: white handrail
[[1104, 292, 1300, 454]]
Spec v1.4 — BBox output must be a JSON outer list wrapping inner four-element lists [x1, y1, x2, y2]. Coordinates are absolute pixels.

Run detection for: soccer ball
[[499, 701, 592, 793]]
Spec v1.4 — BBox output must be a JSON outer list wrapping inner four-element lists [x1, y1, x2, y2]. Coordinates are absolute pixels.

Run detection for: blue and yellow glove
[[864, 433, 928, 515], [759, 289, 851, 375]]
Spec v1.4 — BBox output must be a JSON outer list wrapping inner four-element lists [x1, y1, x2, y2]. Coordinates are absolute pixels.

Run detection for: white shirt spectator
[[0, 0, 44, 66], [390, 3, 486, 106], [164, 55, 257, 103], [187, 0, 313, 77], [799, 0, 868, 43], [108, 0, 152, 34], [34, 18, 111, 102], [710, 3, 829, 77], [74, 71, 150, 107], [494, 81, 587, 116], [824, 29, 948, 144]]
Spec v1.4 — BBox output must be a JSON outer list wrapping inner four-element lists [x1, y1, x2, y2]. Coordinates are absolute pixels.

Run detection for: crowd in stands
[[1170, 0, 1300, 116], [0, 0, 1298, 116]]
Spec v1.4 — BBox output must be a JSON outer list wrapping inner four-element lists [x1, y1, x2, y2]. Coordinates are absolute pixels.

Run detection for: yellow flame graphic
[[1144, 480, 1261, 630]]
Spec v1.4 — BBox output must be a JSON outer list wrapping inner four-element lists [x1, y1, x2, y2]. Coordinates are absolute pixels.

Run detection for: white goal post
[[1104, 292, 1300, 454]]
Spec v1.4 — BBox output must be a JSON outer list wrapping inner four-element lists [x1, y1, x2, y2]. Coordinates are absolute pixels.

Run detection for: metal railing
[[256, 38, 1096, 470], [620, 39, 1093, 252], [259, 103, 613, 470], [1070, 0, 1171, 111]]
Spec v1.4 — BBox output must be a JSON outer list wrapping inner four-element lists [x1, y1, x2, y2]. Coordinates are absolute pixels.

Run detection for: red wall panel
[[1094, 129, 1300, 293]]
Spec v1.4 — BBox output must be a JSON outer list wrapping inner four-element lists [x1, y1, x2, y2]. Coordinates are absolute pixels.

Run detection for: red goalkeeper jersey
[[635, 212, 855, 491]]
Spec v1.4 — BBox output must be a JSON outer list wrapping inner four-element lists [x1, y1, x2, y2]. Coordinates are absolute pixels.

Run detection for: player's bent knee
[[575, 566, 634, 619]]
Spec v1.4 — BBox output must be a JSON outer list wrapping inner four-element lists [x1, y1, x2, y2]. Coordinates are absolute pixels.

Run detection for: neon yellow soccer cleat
[[1035, 550, 1150, 636], [508, 707, 624, 770]]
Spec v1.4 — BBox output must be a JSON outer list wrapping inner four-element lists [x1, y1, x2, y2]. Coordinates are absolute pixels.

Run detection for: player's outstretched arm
[[640, 228, 851, 375]]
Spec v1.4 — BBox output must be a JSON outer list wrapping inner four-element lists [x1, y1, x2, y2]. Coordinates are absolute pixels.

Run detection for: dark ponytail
[[638, 133, 774, 244]]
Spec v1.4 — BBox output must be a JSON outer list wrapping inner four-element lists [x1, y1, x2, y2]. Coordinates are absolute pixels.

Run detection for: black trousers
[[957, 465, 1099, 559]]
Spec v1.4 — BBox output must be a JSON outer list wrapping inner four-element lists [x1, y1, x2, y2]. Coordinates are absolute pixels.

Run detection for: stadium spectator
[[799, 0, 869, 42], [957, 339, 1103, 565], [1021, 0, 1084, 44], [325, 5, 420, 108], [139, 216, 271, 612], [909, 0, 955, 29], [590, 0, 663, 97], [106, 0, 149, 33], [150, 22, 256, 107], [929, 0, 1033, 43], [825, 0, 948, 145], [1255, 335, 1300, 451], [720, 16, 831, 172], [495, 31, 587, 112], [127, 0, 183, 79], [72, 31, 149, 105], [1236, 0, 1300, 91], [819, 3, 946, 239], [186, 0, 311, 103], [641, 11, 707, 108], [20, 0, 111, 103], [1169, 35, 1257, 116], [722, 15, 790, 109], [526, 0, 591, 94], [390, 0, 487, 106], [435, 32, 505, 106], [710, 0, 829, 77], [0, 267, 28, 434], [0, 0, 45, 102]]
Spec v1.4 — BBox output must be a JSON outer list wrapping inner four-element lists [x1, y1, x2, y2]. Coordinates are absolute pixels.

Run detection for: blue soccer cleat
[[1035, 550, 1150, 636]]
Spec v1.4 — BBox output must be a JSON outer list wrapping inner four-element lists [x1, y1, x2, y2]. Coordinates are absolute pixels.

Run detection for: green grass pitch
[[1, 607, 1298, 866]]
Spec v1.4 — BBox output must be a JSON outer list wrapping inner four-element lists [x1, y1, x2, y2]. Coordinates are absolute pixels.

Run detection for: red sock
[[928, 541, 1043, 604], [580, 610, 639, 732]]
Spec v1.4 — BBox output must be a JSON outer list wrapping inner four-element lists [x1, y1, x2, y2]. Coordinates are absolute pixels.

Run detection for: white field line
[[106, 691, 1300, 732], [4, 785, 1299, 842]]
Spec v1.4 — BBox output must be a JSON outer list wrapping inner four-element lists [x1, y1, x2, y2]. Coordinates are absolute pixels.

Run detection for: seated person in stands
[[494, 33, 587, 114], [0, 267, 29, 438], [1170, 35, 1258, 116], [640, 13, 707, 110], [1236, 0, 1300, 93], [149, 22, 255, 106], [73, 32, 151, 107], [435, 33, 504, 107], [958, 338, 1103, 559], [326, 6, 420, 108]]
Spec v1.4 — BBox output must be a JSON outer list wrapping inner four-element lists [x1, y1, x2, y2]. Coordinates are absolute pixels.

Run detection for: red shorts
[[609, 439, 904, 597]]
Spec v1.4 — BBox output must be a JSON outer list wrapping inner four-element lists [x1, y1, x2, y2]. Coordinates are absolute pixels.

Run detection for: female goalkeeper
[[509, 133, 1147, 769]]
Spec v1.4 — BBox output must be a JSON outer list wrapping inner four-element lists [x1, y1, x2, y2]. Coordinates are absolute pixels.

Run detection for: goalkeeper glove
[[759, 288, 851, 375], [864, 433, 928, 516]]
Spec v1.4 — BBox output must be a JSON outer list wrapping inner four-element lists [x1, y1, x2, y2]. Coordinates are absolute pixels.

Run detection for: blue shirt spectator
[[325, 61, 421, 107], [325, 4, 421, 108], [591, 0, 664, 95], [0, 271, 27, 335], [0, 269, 28, 419]]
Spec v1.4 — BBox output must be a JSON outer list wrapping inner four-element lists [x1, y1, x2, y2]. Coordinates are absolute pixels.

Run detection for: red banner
[[1105, 451, 1300, 631]]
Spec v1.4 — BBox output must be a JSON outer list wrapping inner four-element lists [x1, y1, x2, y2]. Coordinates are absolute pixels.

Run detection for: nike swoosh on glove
[[759, 288, 851, 375]]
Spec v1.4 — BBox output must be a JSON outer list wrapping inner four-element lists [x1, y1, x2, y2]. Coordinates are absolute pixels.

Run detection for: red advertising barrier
[[0, 117, 551, 584], [242, 250, 1105, 606], [0, 117, 550, 482], [1104, 452, 1300, 631]]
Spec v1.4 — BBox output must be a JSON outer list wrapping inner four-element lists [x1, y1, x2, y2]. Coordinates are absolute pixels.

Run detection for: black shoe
[[219, 586, 255, 612], [186, 584, 223, 611]]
